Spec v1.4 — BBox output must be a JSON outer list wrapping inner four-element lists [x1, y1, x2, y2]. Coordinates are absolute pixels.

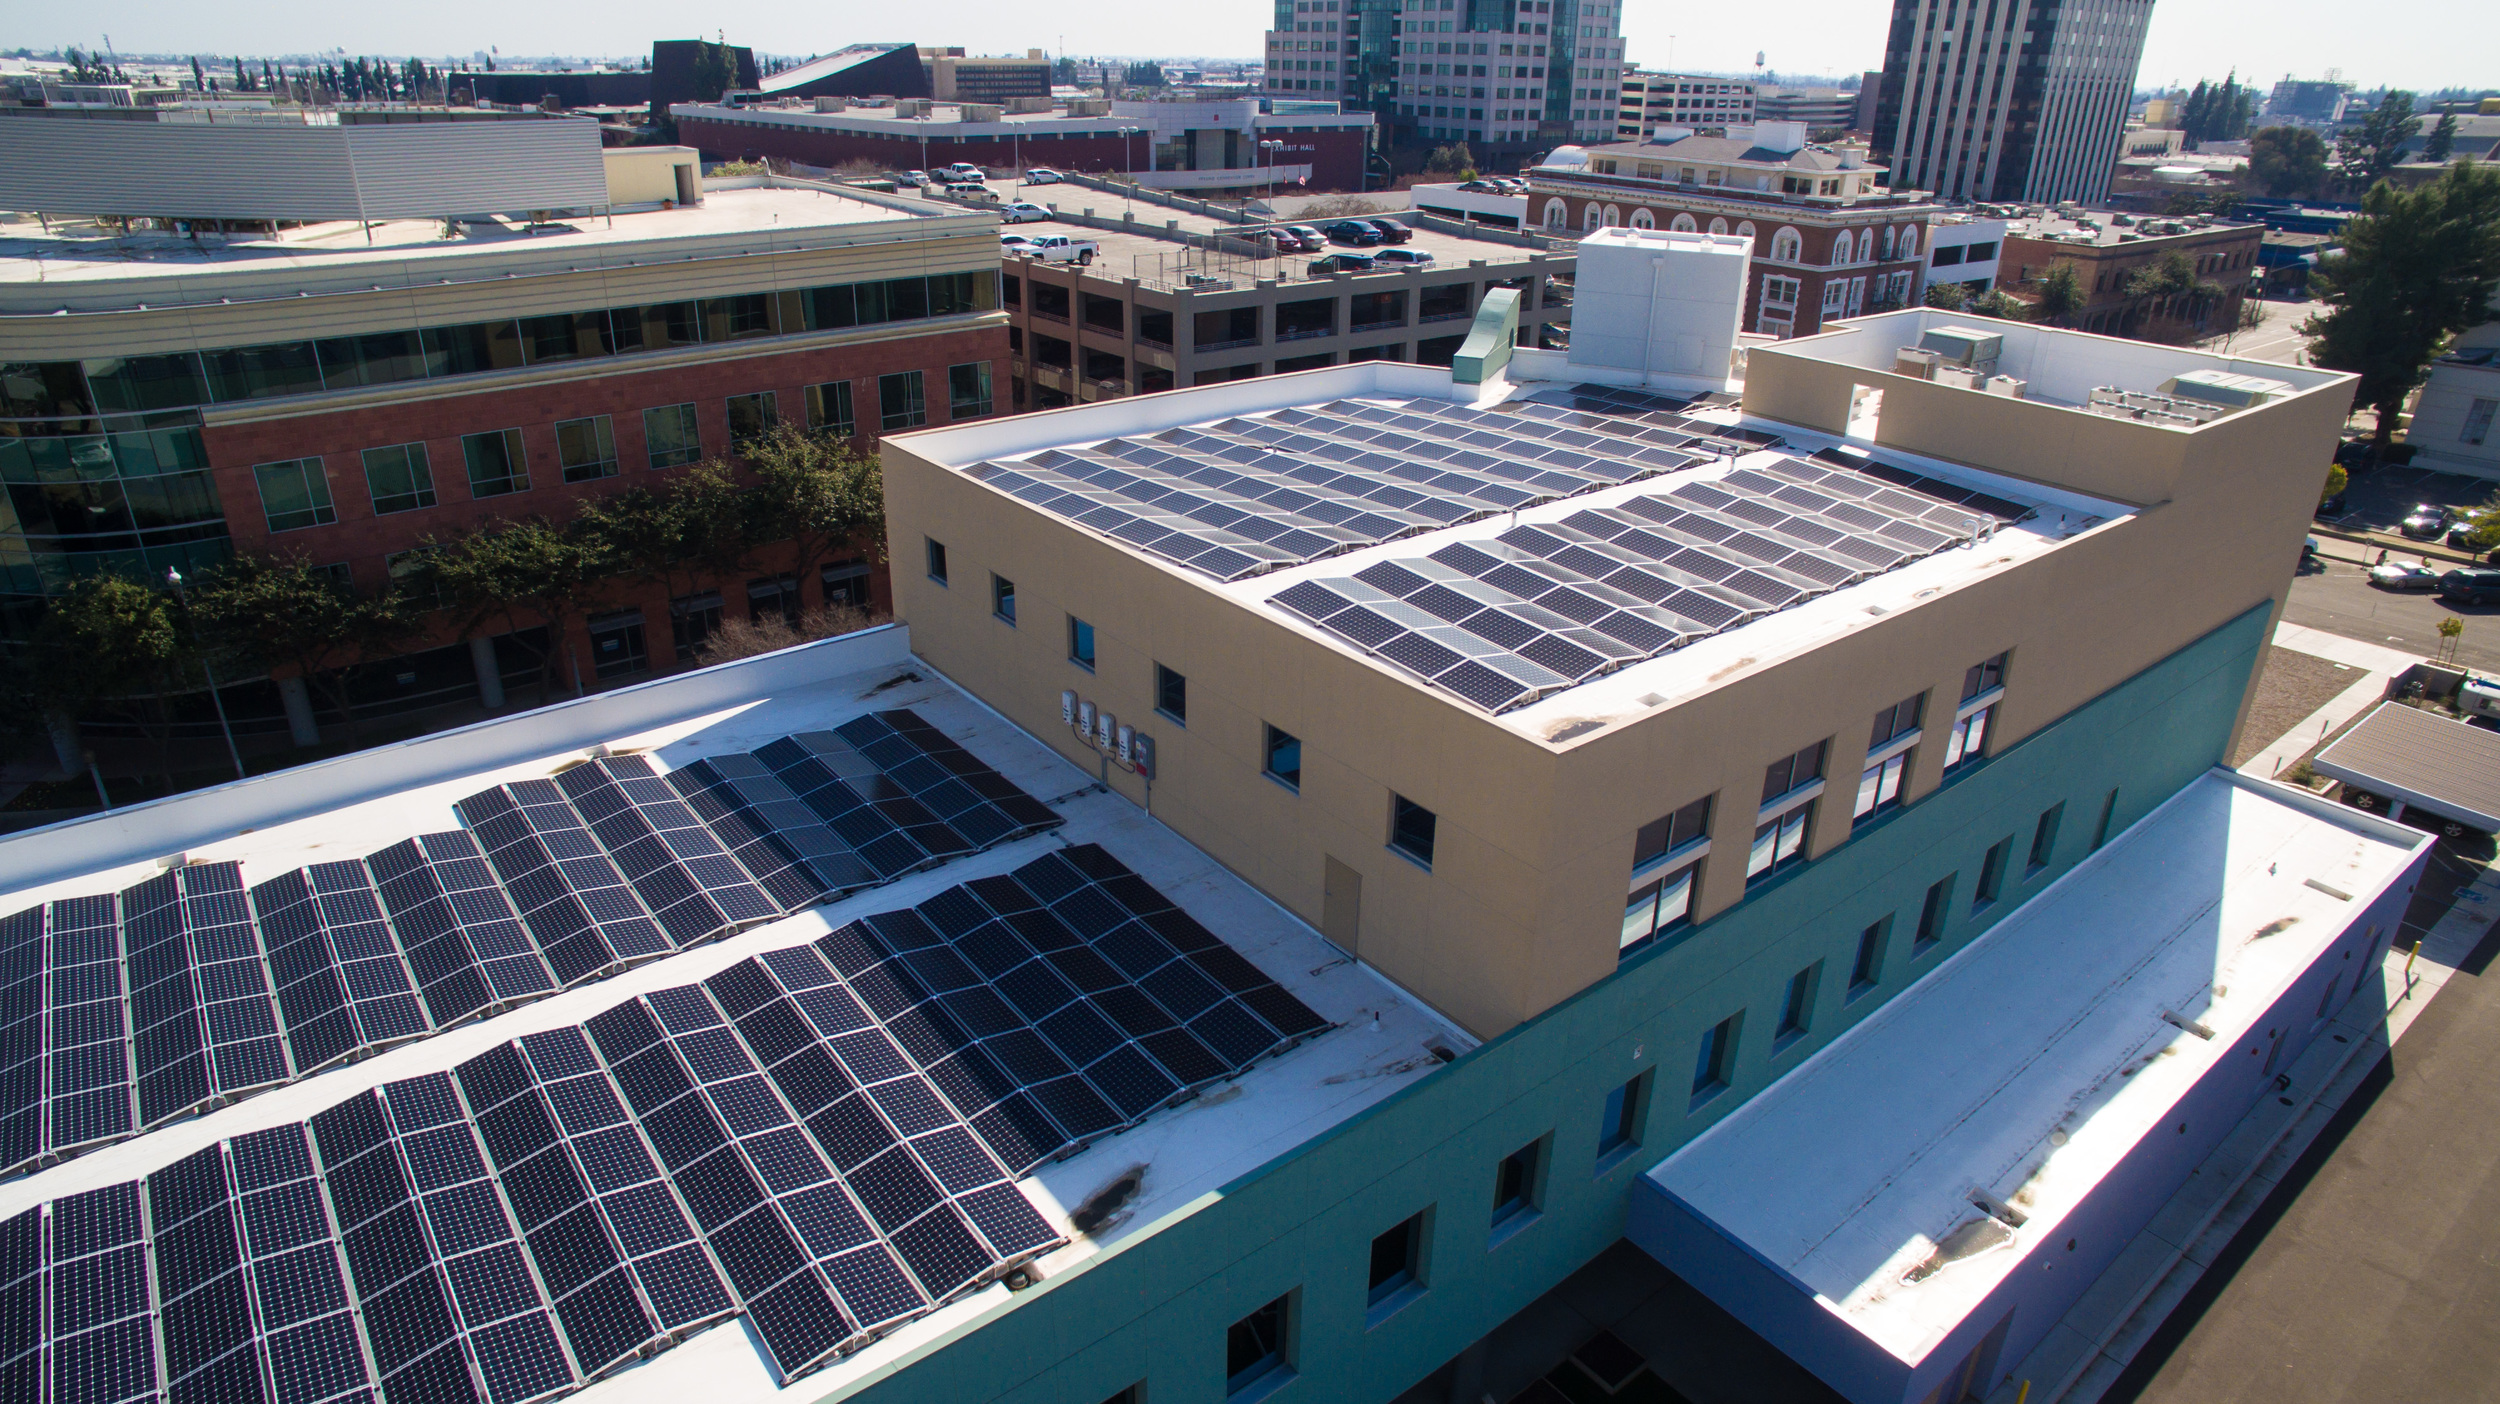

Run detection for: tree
[[2124, 250, 2200, 299], [2426, 105, 2459, 164], [190, 555, 418, 744], [2336, 91, 2421, 188], [35, 576, 194, 788], [739, 423, 887, 595], [407, 517, 612, 702], [1966, 289, 2029, 321], [2249, 126, 2329, 198], [2034, 261, 2087, 322], [189, 55, 205, 91], [1923, 280, 1969, 311], [2304, 160, 2500, 451], [1423, 143, 1476, 178], [576, 464, 751, 606], [2321, 463, 2348, 505], [689, 41, 736, 103]]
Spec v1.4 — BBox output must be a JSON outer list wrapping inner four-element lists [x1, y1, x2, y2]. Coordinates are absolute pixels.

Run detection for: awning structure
[[1627, 771, 2429, 1404], [2310, 700, 2500, 833]]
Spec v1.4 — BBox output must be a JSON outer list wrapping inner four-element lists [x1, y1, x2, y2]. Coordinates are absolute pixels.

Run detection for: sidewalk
[[1984, 818, 2492, 1404], [2236, 623, 2422, 781]]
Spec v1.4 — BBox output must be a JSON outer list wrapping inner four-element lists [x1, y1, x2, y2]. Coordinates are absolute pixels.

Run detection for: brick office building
[[1526, 121, 1941, 337], [0, 110, 1005, 743], [1998, 211, 2263, 341]]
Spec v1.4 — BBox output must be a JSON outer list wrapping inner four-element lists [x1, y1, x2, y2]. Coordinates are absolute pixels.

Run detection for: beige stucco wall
[[885, 344, 2352, 1037], [602, 145, 701, 207]]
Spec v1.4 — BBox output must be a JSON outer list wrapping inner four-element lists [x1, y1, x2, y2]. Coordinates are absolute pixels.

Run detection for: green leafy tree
[[2336, 91, 2421, 188], [190, 555, 419, 744], [2249, 126, 2329, 198], [739, 423, 887, 592], [575, 463, 752, 605], [1923, 280, 1969, 311], [2426, 106, 2459, 164], [36, 576, 194, 787], [1966, 289, 2030, 321], [408, 517, 612, 702], [689, 41, 736, 103], [2322, 463, 2348, 504], [2304, 160, 2500, 451], [2034, 261, 2087, 321], [2124, 250, 2200, 298], [1423, 143, 1477, 178]]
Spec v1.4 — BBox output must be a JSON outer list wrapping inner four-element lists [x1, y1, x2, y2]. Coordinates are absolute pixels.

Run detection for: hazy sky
[[35, 0, 2495, 92]]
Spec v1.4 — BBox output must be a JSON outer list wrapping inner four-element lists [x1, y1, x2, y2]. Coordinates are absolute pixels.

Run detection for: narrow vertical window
[[1776, 963, 1820, 1046], [1155, 663, 1188, 723], [1067, 616, 1096, 670], [1848, 920, 1887, 998], [992, 575, 1017, 624], [925, 539, 949, 584], [1264, 726, 1302, 790], [1917, 876, 1955, 951], [1691, 1014, 1740, 1105], [1974, 838, 2011, 911], [2028, 802, 2065, 875]]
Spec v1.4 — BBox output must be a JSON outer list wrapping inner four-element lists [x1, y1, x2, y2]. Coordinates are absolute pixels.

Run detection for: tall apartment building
[[0, 105, 1004, 738], [921, 48, 1055, 104], [0, 245, 2404, 1404], [1615, 69, 1757, 141], [1869, 0, 2155, 204], [1263, 0, 1624, 165], [1526, 123, 1942, 336]]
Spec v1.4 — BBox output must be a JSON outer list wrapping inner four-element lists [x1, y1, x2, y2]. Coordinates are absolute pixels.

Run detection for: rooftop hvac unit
[[1983, 375, 2025, 398], [814, 96, 848, 112], [1894, 346, 1943, 378], [960, 103, 1004, 122], [2165, 368, 2297, 411], [1918, 324, 2003, 376], [893, 99, 929, 117]]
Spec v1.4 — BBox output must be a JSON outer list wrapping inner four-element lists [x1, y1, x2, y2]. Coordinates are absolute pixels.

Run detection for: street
[[2284, 555, 2500, 672], [2203, 297, 2325, 365]]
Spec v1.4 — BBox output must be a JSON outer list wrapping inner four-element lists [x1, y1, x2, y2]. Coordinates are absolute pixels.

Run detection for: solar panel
[[148, 1143, 262, 1404], [0, 907, 42, 1174], [230, 1122, 376, 1404], [120, 864, 293, 1129], [554, 760, 777, 950], [457, 781, 674, 987], [253, 862, 435, 1076], [44, 1181, 159, 1404], [40, 894, 129, 1158], [371, 833, 556, 1027], [310, 1091, 473, 1402], [0, 1209, 40, 1404], [664, 758, 874, 908]]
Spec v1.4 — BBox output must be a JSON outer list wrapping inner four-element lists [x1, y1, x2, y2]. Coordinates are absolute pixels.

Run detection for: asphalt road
[[2284, 555, 2500, 672], [2202, 298, 2326, 366]]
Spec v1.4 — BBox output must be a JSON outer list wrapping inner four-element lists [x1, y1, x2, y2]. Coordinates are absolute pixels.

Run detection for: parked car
[[1309, 252, 1377, 274], [1264, 226, 1323, 252], [2315, 492, 2347, 518], [1323, 220, 1385, 246], [1024, 167, 1063, 184], [1000, 201, 1053, 223], [1285, 224, 1327, 250], [2369, 560, 2443, 591], [2448, 513, 2493, 548], [2401, 504, 2456, 539], [1015, 233, 1099, 264], [1361, 218, 1412, 243], [942, 181, 999, 203], [936, 162, 986, 181], [1458, 179, 1503, 193], [999, 233, 1037, 252], [2441, 568, 2500, 604], [1372, 247, 1435, 266], [898, 169, 931, 187]]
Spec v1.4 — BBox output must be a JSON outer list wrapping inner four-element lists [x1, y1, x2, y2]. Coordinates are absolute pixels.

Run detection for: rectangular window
[[1848, 919, 1887, 998], [1598, 1072, 1647, 1156], [948, 362, 994, 419], [1622, 806, 1700, 910], [1068, 615, 1096, 671], [553, 415, 617, 483], [1870, 693, 1924, 748], [926, 539, 949, 585], [1491, 1138, 1543, 1229], [361, 442, 437, 515], [821, 558, 871, 608], [1747, 804, 1811, 885], [748, 575, 801, 627], [588, 610, 649, 679], [880, 371, 927, 431], [726, 391, 779, 444], [2092, 788, 2120, 850], [1691, 1013, 1739, 1104], [1391, 796, 1437, 868], [992, 574, 1017, 624], [1974, 838, 2011, 911], [1776, 962, 1820, 1046], [643, 403, 702, 469], [2464, 397, 2497, 446], [1854, 752, 1908, 823], [2028, 802, 2065, 875], [1367, 1212, 1425, 1310], [805, 381, 855, 438], [1156, 663, 1188, 723], [670, 591, 724, 660], [1942, 706, 1992, 774], [1962, 650, 2010, 701], [1265, 725, 1302, 790], [459, 428, 530, 498], [1633, 794, 1712, 870], [1762, 739, 1827, 804], [1916, 876, 1954, 950], [1226, 1293, 1294, 1397], [253, 457, 335, 532]]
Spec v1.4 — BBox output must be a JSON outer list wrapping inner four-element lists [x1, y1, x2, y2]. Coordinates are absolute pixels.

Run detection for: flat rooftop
[[1646, 770, 2426, 1368], [906, 360, 2123, 741], [0, 183, 932, 311], [2311, 700, 2500, 832], [1002, 204, 1554, 286], [0, 637, 1454, 1402], [2003, 211, 2260, 247]]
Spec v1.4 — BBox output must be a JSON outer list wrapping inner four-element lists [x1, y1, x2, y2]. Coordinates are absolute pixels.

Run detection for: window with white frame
[[1770, 227, 1802, 262], [1762, 275, 1800, 306], [1623, 794, 1711, 955], [2466, 398, 2498, 446], [1821, 280, 1848, 313], [1750, 739, 1826, 885], [1857, 692, 1924, 823]]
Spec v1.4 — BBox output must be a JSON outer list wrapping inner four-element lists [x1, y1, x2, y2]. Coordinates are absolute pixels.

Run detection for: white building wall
[[1564, 226, 1748, 383], [2409, 358, 2500, 480]]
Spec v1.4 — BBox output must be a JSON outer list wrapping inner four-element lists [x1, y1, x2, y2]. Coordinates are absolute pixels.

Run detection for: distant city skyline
[[13, 0, 2493, 93]]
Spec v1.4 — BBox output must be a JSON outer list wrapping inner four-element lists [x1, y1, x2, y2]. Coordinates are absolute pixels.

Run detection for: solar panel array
[[0, 711, 1061, 1178], [1275, 453, 2035, 713], [961, 396, 1748, 582], [0, 846, 1330, 1402]]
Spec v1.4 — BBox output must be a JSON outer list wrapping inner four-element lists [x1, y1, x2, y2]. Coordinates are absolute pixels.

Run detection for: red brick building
[[2, 170, 1006, 745], [1525, 121, 1942, 338]]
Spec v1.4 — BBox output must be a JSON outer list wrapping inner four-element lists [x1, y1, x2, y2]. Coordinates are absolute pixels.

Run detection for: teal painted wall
[[840, 603, 2274, 1404]]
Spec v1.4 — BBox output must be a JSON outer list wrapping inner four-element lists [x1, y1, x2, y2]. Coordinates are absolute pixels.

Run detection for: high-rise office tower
[[1870, 0, 2156, 204]]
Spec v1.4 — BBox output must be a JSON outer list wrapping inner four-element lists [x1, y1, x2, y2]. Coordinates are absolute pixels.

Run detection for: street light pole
[[166, 567, 248, 781]]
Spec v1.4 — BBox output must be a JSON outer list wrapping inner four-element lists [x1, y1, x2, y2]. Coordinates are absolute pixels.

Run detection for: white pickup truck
[[1011, 234, 1099, 265]]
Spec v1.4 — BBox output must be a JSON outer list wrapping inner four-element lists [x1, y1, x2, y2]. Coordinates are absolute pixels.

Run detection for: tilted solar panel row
[[0, 712, 1065, 1178], [958, 394, 1741, 583], [1272, 460, 2029, 713], [1, 847, 1316, 1401]]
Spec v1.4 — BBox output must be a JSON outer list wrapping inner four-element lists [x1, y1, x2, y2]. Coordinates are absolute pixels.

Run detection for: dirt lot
[[2230, 645, 2372, 767]]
